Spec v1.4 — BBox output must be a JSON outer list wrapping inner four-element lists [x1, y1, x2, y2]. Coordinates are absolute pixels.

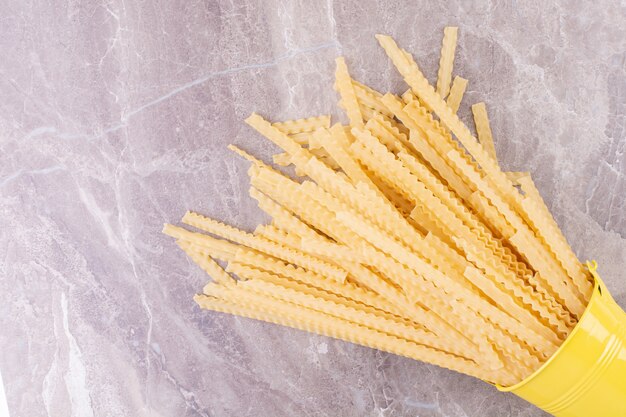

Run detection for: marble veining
[[1, 1, 625, 416]]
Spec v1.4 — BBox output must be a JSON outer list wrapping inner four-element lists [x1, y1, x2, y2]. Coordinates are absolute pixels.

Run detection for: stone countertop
[[1, 1, 625, 416]]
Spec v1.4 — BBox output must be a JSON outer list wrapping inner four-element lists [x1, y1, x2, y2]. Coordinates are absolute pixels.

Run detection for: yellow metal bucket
[[497, 262, 626, 416]]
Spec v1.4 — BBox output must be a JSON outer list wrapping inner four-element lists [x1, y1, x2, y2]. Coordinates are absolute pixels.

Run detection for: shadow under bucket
[[497, 262, 626, 416]]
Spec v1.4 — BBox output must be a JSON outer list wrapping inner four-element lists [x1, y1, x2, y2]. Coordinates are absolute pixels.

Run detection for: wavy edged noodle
[[447, 76, 468, 113], [436, 26, 458, 99], [163, 31, 594, 386]]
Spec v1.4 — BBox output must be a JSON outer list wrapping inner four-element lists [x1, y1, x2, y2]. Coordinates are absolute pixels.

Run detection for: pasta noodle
[[163, 28, 596, 388]]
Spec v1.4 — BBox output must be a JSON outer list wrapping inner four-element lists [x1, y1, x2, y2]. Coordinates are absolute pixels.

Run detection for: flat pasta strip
[[401, 88, 416, 103], [436, 26, 458, 99], [182, 211, 348, 283], [471, 102, 498, 162], [300, 238, 363, 265], [376, 35, 524, 213], [163, 224, 239, 261], [249, 187, 322, 240], [353, 81, 394, 117], [506, 171, 531, 184], [239, 278, 465, 356], [162, 31, 601, 387], [273, 115, 331, 134], [227, 262, 425, 333], [272, 152, 292, 167], [194, 292, 514, 385], [245, 113, 304, 156], [367, 113, 413, 152], [335, 57, 363, 128], [446, 76, 468, 113], [230, 248, 411, 320], [517, 179, 593, 299], [309, 148, 342, 170], [338, 213, 540, 371], [467, 190, 516, 239], [322, 124, 375, 186], [177, 240, 236, 286], [352, 80, 384, 99], [288, 131, 313, 145]]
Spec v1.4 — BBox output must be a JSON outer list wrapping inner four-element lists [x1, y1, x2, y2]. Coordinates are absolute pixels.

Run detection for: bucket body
[[497, 265, 626, 416]]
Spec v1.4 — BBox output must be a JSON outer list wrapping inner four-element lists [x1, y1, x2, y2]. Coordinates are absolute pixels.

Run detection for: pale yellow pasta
[[227, 144, 268, 167], [506, 171, 531, 184], [352, 82, 394, 117], [436, 27, 458, 99], [163, 224, 239, 261], [380, 93, 474, 201], [367, 113, 413, 152], [163, 31, 596, 387], [194, 292, 514, 384], [352, 80, 384, 99], [240, 279, 453, 353], [401, 88, 416, 103], [308, 147, 342, 170], [471, 102, 498, 162], [245, 113, 305, 157], [446, 76, 468, 113], [335, 57, 363, 128], [255, 224, 301, 247], [509, 228, 586, 317], [249, 187, 322, 240], [324, 124, 375, 186], [273, 115, 331, 134], [177, 240, 236, 286], [337, 212, 525, 366], [229, 248, 413, 321], [288, 131, 313, 145], [226, 261, 418, 327], [520, 193, 593, 300], [183, 211, 348, 283], [272, 152, 292, 167]]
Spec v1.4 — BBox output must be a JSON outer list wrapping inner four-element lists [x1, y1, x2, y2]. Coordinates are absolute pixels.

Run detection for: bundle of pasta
[[164, 28, 626, 416]]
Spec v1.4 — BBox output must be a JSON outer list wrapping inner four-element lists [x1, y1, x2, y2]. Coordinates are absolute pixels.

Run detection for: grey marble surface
[[1, 1, 625, 416]]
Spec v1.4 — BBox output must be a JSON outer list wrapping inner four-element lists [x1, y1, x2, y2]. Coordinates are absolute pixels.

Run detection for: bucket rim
[[497, 261, 601, 392]]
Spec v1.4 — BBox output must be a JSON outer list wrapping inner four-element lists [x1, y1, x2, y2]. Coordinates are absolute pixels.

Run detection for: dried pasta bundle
[[163, 28, 625, 410]]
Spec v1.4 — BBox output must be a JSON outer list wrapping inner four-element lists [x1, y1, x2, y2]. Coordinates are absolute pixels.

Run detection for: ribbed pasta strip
[[376, 36, 590, 313], [194, 292, 515, 385], [471, 102, 498, 162], [336, 211, 548, 370], [335, 57, 363, 128], [163, 224, 239, 261], [446, 76, 468, 113], [340, 209, 555, 362], [182, 211, 348, 283], [176, 240, 236, 286], [273, 115, 331, 134], [226, 262, 411, 325], [240, 278, 475, 358], [230, 248, 405, 317], [352, 82, 393, 117], [381, 95, 474, 201], [436, 26, 458, 98], [163, 31, 599, 388], [249, 187, 322, 240], [517, 177, 593, 299]]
